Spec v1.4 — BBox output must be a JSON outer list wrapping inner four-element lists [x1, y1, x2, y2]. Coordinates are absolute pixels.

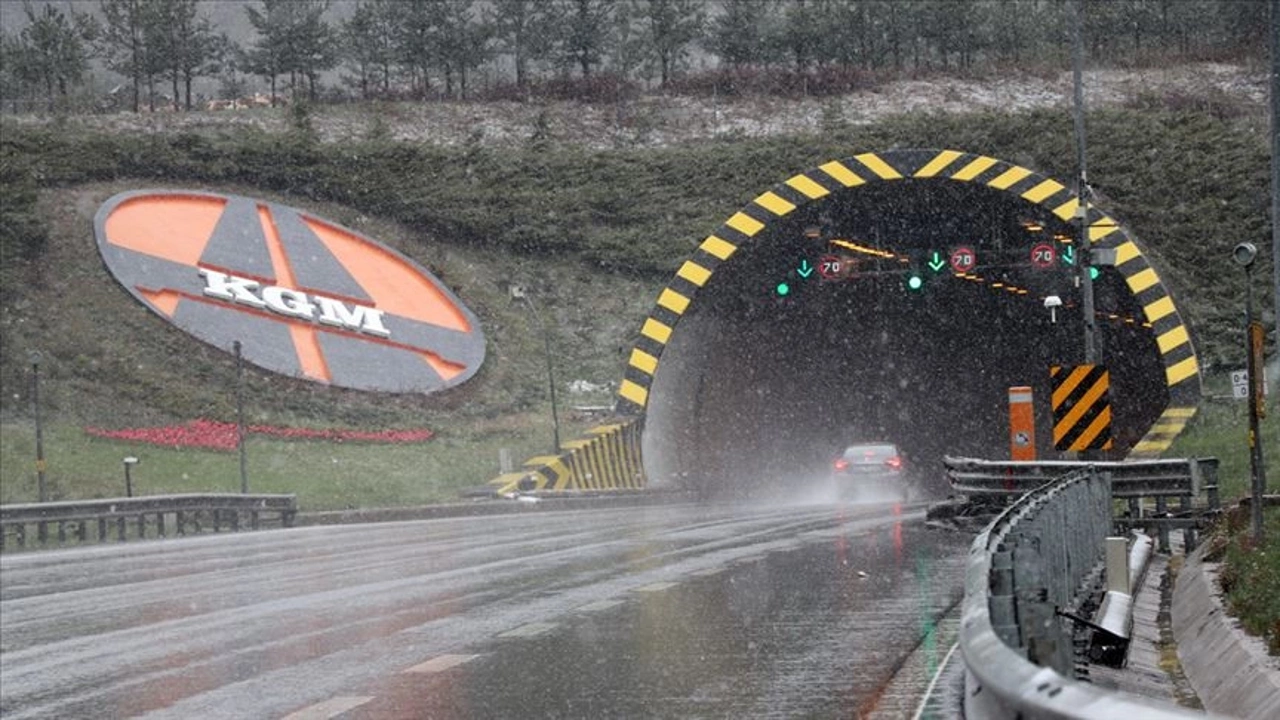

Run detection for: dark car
[[832, 442, 910, 502]]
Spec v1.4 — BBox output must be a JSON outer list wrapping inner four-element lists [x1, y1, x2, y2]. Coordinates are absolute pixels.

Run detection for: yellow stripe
[[1165, 356, 1199, 386], [1126, 267, 1160, 293], [1131, 439, 1170, 454], [658, 288, 691, 315], [629, 348, 658, 375], [677, 260, 713, 286], [854, 152, 903, 179], [1022, 179, 1065, 203], [1052, 198, 1081, 221], [641, 317, 672, 343], [1056, 372, 1110, 434], [618, 379, 648, 406], [950, 155, 998, 181], [755, 191, 796, 216], [1156, 325, 1190, 354], [1164, 407, 1197, 419], [700, 235, 737, 260], [726, 212, 764, 237], [1090, 219, 1121, 242], [1114, 241, 1140, 266], [1144, 296, 1175, 323], [988, 166, 1032, 189], [819, 160, 865, 187], [1073, 406, 1113, 451], [1052, 365, 1094, 408], [785, 174, 830, 199], [914, 150, 964, 178]]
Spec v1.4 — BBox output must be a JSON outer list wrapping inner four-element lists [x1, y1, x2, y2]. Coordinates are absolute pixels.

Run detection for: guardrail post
[[76, 520, 87, 543], [1154, 495, 1171, 553], [57, 521, 66, 545], [991, 545, 1021, 648], [116, 516, 126, 541], [136, 513, 146, 540], [1179, 494, 1197, 550], [212, 509, 222, 533], [156, 512, 166, 538], [98, 517, 107, 542]]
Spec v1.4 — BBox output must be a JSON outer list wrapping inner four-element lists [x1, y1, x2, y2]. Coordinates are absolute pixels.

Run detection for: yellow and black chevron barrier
[[487, 419, 645, 495], [1051, 364, 1114, 452]]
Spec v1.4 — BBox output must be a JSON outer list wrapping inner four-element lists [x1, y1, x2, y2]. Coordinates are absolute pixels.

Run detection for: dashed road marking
[[498, 622, 557, 638], [576, 599, 625, 613], [281, 696, 373, 720], [403, 654, 480, 674], [634, 581, 678, 592]]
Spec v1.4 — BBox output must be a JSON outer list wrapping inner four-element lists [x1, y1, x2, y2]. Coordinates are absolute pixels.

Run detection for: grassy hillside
[[0, 103, 1273, 508]]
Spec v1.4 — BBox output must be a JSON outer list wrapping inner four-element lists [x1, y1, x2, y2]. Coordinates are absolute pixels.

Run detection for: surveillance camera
[[1232, 242, 1257, 268], [1043, 295, 1063, 309]]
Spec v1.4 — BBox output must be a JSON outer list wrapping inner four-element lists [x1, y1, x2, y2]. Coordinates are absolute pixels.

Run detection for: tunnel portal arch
[[618, 149, 1201, 492]]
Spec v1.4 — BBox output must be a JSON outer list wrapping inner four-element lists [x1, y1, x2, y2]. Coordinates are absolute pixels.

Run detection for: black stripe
[[890, 149, 947, 177], [968, 160, 1009, 186], [1002, 172, 1045, 198], [800, 169, 840, 196], [1060, 400, 1110, 449], [767, 182, 813, 210]]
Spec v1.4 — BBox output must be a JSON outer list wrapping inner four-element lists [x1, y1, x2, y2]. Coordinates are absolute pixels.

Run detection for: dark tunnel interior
[[642, 180, 1170, 499]]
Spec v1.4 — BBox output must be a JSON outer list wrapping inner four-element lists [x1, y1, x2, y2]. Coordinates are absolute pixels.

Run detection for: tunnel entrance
[[623, 150, 1201, 499]]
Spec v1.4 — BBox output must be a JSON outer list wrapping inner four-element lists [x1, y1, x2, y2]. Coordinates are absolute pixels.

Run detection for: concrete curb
[[1172, 542, 1280, 719]]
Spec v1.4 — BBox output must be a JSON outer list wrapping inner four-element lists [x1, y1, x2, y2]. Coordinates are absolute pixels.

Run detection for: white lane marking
[[498, 622, 557, 638], [281, 695, 373, 720], [403, 653, 480, 674], [576, 599, 625, 613], [733, 555, 766, 564], [634, 582, 677, 592], [910, 641, 960, 720], [690, 567, 725, 577]]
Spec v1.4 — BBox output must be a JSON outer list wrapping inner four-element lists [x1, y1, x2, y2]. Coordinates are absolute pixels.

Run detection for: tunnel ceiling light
[[828, 238, 896, 259]]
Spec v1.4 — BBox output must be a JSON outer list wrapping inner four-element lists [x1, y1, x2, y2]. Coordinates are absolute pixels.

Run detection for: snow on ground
[[9, 63, 1267, 150]]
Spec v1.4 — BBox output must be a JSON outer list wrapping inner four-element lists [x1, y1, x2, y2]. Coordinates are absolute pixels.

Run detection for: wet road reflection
[[0, 500, 967, 719]]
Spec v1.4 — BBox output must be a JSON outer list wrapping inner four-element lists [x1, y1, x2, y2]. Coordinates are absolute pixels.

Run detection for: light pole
[[234, 340, 248, 494], [30, 352, 47, 504], [123, 456, 139, 498], [1234, 242, 1268, 543], [511, 285, 562, 453]]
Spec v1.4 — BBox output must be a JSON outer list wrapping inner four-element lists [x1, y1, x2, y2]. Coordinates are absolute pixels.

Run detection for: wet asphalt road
[[0, 500, 968, 719]]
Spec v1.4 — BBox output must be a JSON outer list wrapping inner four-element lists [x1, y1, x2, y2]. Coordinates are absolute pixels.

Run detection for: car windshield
[[843, 444, 899, 463]]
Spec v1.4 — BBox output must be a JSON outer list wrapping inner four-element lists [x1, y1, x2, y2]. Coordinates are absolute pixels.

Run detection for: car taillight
[[885, 456, 903, 470], [834, 458, 850, 471]]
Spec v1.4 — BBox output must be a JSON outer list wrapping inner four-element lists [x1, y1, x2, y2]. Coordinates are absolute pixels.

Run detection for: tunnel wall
[[618, 149, 1202, 477]]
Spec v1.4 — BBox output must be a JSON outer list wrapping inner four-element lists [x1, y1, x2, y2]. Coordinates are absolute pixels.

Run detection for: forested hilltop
[[1, 0, 1270, 113]]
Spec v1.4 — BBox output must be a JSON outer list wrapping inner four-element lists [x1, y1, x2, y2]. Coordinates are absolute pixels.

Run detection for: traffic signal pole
[[1072, 0, 1099, 366]]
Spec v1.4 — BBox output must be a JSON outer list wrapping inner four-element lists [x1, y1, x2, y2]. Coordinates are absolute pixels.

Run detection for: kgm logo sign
[[94, 190, 485, 394]]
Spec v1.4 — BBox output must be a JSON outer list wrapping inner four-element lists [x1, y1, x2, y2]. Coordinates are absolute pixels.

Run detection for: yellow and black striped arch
[[616, 149, 1200, 457]]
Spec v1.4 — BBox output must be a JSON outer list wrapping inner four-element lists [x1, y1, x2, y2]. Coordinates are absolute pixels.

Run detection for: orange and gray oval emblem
[[95, 190, 485, 394]]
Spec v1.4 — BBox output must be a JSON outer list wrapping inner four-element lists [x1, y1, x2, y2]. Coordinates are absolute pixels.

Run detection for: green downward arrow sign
[[797, 259, 814, 278], [1062, 246, 1075, 265], [927, 252, 946, 272]]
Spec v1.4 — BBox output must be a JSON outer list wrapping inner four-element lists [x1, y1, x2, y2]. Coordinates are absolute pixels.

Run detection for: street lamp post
[[123, 456, 139, 498], [30, 353, 47, 504], [511, 286, 562, 453], [1234, 242, 1268, 543]]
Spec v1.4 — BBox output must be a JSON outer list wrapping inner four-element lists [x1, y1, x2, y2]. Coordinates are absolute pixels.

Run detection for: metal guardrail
[[960, 469, 1214, 720], [945, 456, 1220, 553], [0, 494, 297, 551], [944, 456, 1218, 498]]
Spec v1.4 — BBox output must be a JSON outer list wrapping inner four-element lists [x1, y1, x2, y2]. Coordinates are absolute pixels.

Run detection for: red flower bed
[[85, 419, 433, 451]]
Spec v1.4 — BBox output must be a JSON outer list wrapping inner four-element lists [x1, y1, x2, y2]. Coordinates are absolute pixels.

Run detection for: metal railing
[[945, 456, 1220, 552], [960, 468, 1215, 720], [0, 494, 297, 551]]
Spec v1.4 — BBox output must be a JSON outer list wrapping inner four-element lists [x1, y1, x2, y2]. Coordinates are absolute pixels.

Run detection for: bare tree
[[634, 0, 703, 87]]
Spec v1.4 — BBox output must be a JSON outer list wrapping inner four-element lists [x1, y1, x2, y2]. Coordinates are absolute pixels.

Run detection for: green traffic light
[[1090, 266, 1100, 280], [907, 275, 924, 291], [776, 282, 791, 296]]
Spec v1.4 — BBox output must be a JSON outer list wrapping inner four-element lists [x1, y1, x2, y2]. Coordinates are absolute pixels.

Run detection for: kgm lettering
[[199, 268, 390, 337]]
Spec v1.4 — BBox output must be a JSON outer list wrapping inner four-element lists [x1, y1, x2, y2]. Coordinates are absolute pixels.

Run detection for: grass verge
[[0, 414, 594, 511], [1208, 505, 1280, 656]]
